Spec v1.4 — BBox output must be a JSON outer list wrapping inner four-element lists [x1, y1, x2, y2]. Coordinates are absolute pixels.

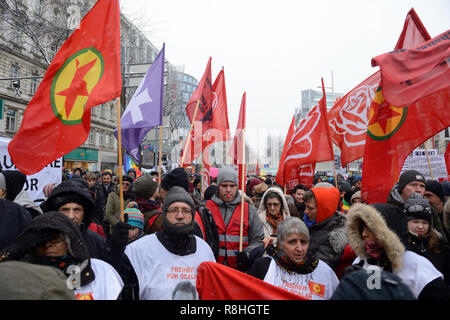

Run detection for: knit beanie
[[2, 170, 27, 201], [351, 191, 362, 203], [403, 193, 433, 224], [217, 167, 238, 185], [398, 170, 425, 192], [162, 186, 195, 235], [122, 174, 134, 184], [204, 185, 218, 201], [124, 202, 144, 230], [132, 174, 158, 199], [160, 167, 190, 192], [425, 180, 445, 204]]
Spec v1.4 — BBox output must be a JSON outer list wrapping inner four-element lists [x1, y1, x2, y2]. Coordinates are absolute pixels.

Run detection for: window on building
[[88, 131, 96, 145], [6, 109, 17, 132], [10, 63, 19, 88], [30, 73, 39, 94], [445, 128, 449, 138]]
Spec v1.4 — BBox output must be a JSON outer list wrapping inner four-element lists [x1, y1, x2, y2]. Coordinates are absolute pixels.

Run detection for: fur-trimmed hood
[[346, 203, 405, 271], [257, 187, 290, 237]]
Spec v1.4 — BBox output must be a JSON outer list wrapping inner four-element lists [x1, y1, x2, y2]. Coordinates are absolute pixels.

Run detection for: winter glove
[[108, 221, 132, 253], [236, 251, 250, 271], [1, 229, 60, 261]]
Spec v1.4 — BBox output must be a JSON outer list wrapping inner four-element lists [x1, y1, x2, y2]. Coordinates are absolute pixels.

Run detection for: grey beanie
[[163, 186, 195, 217], [217, 167, 238, 185], [132, 174, 158, 199], [162, 186, 196, 236], [403, 193, 433, 224]]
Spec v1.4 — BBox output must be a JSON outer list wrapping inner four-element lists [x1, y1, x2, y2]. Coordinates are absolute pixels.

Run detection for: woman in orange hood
[[303, 187, 348, 270]]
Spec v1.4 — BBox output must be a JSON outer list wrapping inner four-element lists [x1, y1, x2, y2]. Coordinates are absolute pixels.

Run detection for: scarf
[[364, 240, 384, 260], [266, 211, 283, 233], [135, 197, 160, 212], [34, 253, 77, 274], [303, 214, 316, 228], [266, 244, 319, 274]]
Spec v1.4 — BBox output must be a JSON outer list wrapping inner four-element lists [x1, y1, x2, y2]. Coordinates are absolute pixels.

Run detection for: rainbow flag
[[124, 152, 142, 178]]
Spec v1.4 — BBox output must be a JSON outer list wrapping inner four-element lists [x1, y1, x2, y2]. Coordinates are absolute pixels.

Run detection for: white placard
[[0, 137, 62, 203], [401, 149, 447, 180]]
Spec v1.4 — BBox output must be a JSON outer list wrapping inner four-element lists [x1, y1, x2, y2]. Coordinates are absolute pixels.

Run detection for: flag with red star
[[8, 0, 121, 175], [361, 86, 450, 204]]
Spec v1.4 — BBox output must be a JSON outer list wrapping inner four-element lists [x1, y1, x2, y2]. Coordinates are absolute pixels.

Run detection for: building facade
[[0, 0, 196, 173]]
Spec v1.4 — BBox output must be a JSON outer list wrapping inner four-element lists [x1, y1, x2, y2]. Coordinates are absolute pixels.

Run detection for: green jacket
[[104, 186, 132, 234]]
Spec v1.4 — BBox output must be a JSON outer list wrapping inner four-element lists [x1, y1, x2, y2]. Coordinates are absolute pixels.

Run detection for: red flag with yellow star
[[361, 86, 450, 204], [8, 0, 121, 175]]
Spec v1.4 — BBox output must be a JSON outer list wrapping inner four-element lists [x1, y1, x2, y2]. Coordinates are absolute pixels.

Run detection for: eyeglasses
[[266, 202, 281, 208], [167, 208, 192, 215], [123, 182, 131, 187]]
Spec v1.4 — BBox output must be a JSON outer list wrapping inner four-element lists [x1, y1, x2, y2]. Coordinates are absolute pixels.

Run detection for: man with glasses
[[123, 186, 215, 300], [206, 167, 264, 271]]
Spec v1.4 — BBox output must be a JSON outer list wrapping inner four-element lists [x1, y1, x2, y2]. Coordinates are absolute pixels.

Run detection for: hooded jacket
[[307, 187, 348, 270], [257, 187, 290, 238], [208, 191, 264, 257], [42, 179, 106, 260], [2, 212, 123, 299], [347, 203, 449, 299]]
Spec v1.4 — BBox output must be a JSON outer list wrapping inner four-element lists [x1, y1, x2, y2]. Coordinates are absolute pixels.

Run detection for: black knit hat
[[160, 167, 190, 192], [425, 180, 445, 204], [122, 174, 134, 184], [403, 193, 433, 224], [132, 174, 158, 199], [398, 170, 425, 192]]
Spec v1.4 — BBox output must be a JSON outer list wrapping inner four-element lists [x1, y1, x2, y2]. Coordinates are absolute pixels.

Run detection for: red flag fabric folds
[[371, 29, 450, 107], [284, 96, 334, 169], [327, 8, 431, 166], [8, 0, 121, 174], [228, 93, 247, 188], [361, 86, 450, 204], [196, 261, 303, 300], [275, 116, 296, 188]]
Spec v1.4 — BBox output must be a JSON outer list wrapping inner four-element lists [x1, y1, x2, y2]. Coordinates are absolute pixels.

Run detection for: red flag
[[371, 29, 450, 107], [185, 57, 213, 128], [395, 8, 431, 49], [196, 262, 303, 300], [275, 116, 296, 187], [228, 93, 247, 188], [284, 92, 334, 169], [8, 0, 121, 175], [202, 68, 230, 151], [327, 8, 431, 166], [201, 147, 211, 195], [361, 86, 450, 204]]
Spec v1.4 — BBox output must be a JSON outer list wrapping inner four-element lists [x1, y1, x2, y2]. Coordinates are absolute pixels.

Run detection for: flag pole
[[321, 78, 338, 187], [115, 98, 124, 222], [180, 99, 200, 166], [158, 125, 163, 182], [239, 128, 246, 252], [424, 141, 434, 180]]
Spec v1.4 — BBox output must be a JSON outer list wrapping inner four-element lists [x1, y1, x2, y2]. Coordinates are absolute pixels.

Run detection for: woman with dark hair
[[257, 187, 290, 247]]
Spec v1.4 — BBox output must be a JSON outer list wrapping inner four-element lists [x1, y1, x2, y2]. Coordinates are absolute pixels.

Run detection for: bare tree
[[0, 0, 95, 66]]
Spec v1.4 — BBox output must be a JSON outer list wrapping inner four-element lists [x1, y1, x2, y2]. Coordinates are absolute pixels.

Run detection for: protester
[[424, 179, 446, 224], [127, 168, 137, 180], [131, 174, 162, 234], [203, 185, 218, 202], [248, 217, 339, 300], [302, 187, 348, 270], [0, 198, 32, 251], [246, 177, 261, 198], [161, 167, 219, 257], [387, 170, 448, 244], [84, 171, 106, 226], [257, 187, 290, 247], [338, 181, 353, 213], [121, 186, 215, 300], [331, 268, 415, 300], [42, 179, 107, 259], [192, 176, 202, 203], [100, 171, 115, 201], [252, 181, 269, 209], [206, 167, 264, 271], [0, 169, 42, 218], [0, 212, 123, 300], [351, 191, 363, 205], [286, 184, 309, 219], [352, 176, 361, 191], [0, 260, 75, 300], [104, 175, 134, 236], [403, 194, 450, 284], [123, 202, 145, 243], [346, 202, 450, 299]]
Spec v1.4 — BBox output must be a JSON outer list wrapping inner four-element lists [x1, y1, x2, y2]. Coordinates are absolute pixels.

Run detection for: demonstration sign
[[401, 149, 448, 180], [0, 137, 62, 203]]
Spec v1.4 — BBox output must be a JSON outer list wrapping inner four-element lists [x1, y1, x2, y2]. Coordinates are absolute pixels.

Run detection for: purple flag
[[115, 43, 165, 161]]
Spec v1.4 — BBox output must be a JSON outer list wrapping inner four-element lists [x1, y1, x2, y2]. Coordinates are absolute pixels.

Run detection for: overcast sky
[[121, 0, 449, 143]]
